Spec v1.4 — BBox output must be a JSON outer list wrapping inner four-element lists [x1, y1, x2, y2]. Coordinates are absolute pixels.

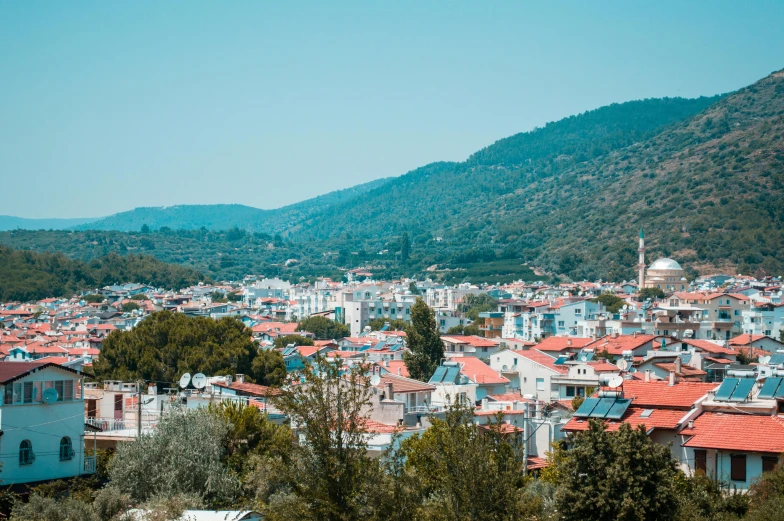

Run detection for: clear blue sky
[[2, 1, 783, 218]]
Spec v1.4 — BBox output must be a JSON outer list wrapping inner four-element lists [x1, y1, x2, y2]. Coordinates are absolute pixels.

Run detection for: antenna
[[370, 375, 381, 386], [606, 375, 624, 389], [192, 373, 207, 389], [179, 373, 191, 389], [42, 387, 59, 404], [616, 359, 629, 372]]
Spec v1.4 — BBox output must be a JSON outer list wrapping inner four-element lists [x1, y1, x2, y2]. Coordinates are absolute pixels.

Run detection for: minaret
[[638, 227, 646, 290]]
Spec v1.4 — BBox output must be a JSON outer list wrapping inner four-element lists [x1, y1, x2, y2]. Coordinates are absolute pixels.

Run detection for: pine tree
[[403, 298, 444, 381]]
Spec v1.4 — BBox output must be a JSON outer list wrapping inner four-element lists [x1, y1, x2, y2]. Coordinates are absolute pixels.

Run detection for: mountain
[[0, 216, 100, 231], [0, 246, 209, 301], [2, 70, 783, 283], [72, 178, 391, 233]]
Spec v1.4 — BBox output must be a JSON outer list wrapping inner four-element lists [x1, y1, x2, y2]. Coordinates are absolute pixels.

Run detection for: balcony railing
[[405, 405, 442, 414], [86, 417, 158, 432]]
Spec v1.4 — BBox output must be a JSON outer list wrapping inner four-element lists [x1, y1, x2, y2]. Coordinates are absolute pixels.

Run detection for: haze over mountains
[[2, 69, 783, 282]]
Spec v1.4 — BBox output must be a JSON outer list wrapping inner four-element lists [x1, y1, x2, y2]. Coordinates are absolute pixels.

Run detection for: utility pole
[[137, 380, 143, 439]]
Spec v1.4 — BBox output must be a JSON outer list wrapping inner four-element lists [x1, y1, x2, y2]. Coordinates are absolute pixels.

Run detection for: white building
[[0, 361, 94, 483]]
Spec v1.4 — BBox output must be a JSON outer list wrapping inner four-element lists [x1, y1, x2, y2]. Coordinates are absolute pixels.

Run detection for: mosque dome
[[649, 258, 683, 271]]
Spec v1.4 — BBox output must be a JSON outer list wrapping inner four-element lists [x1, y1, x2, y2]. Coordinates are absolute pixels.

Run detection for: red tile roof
[[0, 361, 78, 383], [212, 380, 281, 397], [441, 335, 499, 348], [446, 355, 509, 385], [585, 334, 659, 356], [680, 338, 736, 356], [619, 380, 718, 409], [563, 407, 686, 433], [362, 419, 399, 434], [512, 349, 568, 374], [378, 360, 409, 378], [534, 337, 593, 352], [729, 334, 772, 346], [487, 392, 533, 402], [682, 413, 784, 454], [378, 374, 435, 393]]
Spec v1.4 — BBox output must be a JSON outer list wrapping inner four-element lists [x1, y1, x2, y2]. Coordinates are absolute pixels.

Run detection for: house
[[429, 356, 509, 405], [728, 334, 784, 358], [742, 301, 784, 338], [477, 312, 504, 338], [583, 334, 681, 362], [440, 335, 501, 357], [490, 349, 567, 402], [533, 336, 593, 355], [0, 361, 95, 483]]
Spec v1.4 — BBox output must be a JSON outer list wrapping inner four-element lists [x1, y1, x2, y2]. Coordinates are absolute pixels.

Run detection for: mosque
[[637, 228, 688, 292]]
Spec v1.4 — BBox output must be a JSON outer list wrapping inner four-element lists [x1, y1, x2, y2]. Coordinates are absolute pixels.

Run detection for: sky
[[1, 1, 784, 218]]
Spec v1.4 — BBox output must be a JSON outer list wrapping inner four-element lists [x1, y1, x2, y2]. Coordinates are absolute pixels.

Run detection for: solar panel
[[713, 378, 739, 401], [776, 384, 784, 399], [770, 354, 784, 366], [591, 397, 616, 418], [554, 356, 569, 366], [605, 398, 632, 420], [429, 366, 447, 384], [728, 378, 756, 402], [574, 398, 601, 418], [443, 366, 460, 384], [758, 377, 782, 399]]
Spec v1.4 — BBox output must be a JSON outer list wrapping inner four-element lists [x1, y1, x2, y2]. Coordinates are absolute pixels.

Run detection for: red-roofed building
[[585, 334, 679, 359], [441, 335, 501, 356], [729, 334, 782, 357], [490, 349, 566, 402], [533, 336, 593, 354]]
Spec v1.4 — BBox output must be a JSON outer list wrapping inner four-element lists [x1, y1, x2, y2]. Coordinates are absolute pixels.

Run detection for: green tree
[[368, 318, 408, 331], [400, 232, 411, 263], [130, 293, 149, 301], [251, 349, 287, 386], [93, 311, 257, 385], [446, 324, 481, 336], [268, 356, 380, 520], [399, 400, 535, 520], [458, 293, 499, 322], [404, 298, 444, 382], [121, 301, 140, 313], [592, 292, 625, 313], [273, 334, 314, 349], [82, 294, 105, 303], [297, 316, 350, 340], [549, 419, 680, 521], [637, 287, 666, 301]]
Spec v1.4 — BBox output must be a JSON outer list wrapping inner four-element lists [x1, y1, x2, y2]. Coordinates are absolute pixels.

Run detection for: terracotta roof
[[446, 355, 510, 385], [527, 456, 549, 471], [212, 380, 281, 397], [534, 337, 593, 352], [653, 363, 707, 378], [588, 361, 622, 372], [682, 413, 784, 453], [488, 392, 533, 402], [512, 349, 568, 374], [585, 334, 660, 355], [378, 374, 435, 393], [680, 339, 736, 356], [441, 335, 499, 348], [362, 419, 399, 434], [563, 407, 686, 433], [0, 361, 79, 383], [729, 334, 770, 346], [619, 380, 718, 409], [378, 360, 409, 378]]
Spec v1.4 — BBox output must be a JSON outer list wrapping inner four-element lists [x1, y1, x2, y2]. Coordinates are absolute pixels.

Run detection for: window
[[33, 381, 42, 403], [60, 437, 74, 461], [64, 380, 73, 401], [694, 450, 706, 474], [558, 321, 565, 327], [55, 380, 64, 401], [565, 386, 575, 397], [23, 382, 33, 403], [731, 454, 746, 482], [536, 378, 545, 391], [19, 440, 34, 465], [13, 383, 22, 404], [763, 456, 779, 473], [3, 385, 11, 405]]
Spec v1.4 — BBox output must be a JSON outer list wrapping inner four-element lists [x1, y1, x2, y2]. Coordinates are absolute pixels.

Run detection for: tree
[[297, 316, 350, 340], [273, 334, 314, 349], [404, 298, 444, 382], [458, 293, 499, 322], [268, 355, 381, 520], [592, 292, 625, 313], [109, 408, 239, 506], [121, 301, 140, 313], [82, 294, 105, 303], [400, 233, 411, 263], [548, 420, 680, 521], [408, 281, 420, 295], [93, 311, 258, 385], [637, 287, 666, 301], [130, 293, 149, 301], [368, 318, 407, 331], [399, 400, 535, 520], [251, 349, 287, 386], [446, 324, 481, 336]]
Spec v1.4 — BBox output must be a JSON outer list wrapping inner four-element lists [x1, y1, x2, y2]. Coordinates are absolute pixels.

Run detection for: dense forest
[[0, 246, 208, 301], [3, 71, 784, 283]]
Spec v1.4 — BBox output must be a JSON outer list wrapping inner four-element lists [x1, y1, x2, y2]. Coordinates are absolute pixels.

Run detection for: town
[[3, 233, 784, 519]]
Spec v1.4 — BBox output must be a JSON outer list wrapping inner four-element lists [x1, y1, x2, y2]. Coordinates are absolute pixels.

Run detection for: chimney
[[148, 383, 157, 395], [386, 382, 395, 401], [235, 374, 245, 384], [668, 370, 676, 386], [567, 338, 572, 347], [633, 331, 637, 338], [675, 357, 682, 375], [397, 367, 401, 376], [688, 420, 695, 429], [384, 360, 389, 368], [644, 370, 651, 383]]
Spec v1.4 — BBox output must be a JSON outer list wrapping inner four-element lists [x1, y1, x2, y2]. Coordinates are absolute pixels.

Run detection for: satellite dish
[[179, 373, 191, 389], [606, 375, 624, 389], [192, 373, 207, 389], [42, 387, 59, 404], [616, 359, 628, 371], [370, 375, 381, 386]]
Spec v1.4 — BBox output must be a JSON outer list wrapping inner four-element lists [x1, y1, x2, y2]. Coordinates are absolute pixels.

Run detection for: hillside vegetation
[[0, 246, 208, 301], [2, 70, 783, 282]]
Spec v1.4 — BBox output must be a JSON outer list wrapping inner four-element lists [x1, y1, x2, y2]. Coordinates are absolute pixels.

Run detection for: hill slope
[[0, 216, 100, 231]]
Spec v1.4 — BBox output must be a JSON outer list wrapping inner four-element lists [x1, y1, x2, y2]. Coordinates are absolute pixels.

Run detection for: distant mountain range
[[0, 216, 100, 231], [3, 68, 783, 282]]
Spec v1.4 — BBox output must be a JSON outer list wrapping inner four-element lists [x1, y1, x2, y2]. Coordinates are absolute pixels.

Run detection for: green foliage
[[404, 299, 444, 382], [93, 311, 258, 386], [638, 287, 666, 301], [109, 408, 239, 506], [297, 316, 349, 340], [549, 419, 680, 521], [83, 293, 105, 303], [592, 292, 624, 313], [0, 246, 207, 302], [367, 318, 408, 331], [273, 334, 314, 349], [129, 293, 149, 301], [674, 473, 749, 520], [400, 233, 411, 263], [458, 293, 499, 322], [251, 349, 287, 386], [445, 324, 481, 336], [121, 301, 140, 313]]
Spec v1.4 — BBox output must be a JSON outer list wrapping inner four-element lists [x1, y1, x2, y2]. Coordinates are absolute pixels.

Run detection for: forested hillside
[[0, 246, 208, 301], [3, 70, 784, 283]]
